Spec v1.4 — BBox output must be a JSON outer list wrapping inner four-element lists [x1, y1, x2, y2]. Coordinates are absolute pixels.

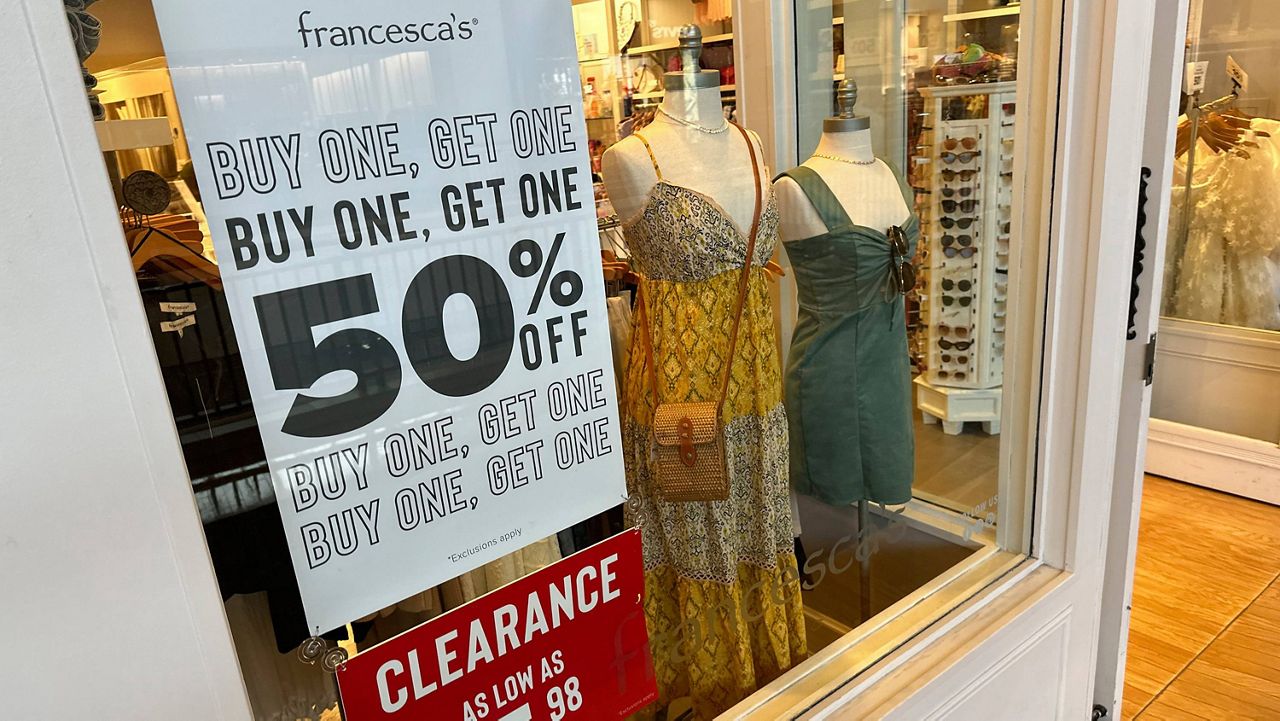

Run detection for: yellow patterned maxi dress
[[621, 131, 807, 720]]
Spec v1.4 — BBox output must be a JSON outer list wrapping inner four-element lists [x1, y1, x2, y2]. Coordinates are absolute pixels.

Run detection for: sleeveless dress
[[777, 164, 918, 506], [620, 129, 806, 720]]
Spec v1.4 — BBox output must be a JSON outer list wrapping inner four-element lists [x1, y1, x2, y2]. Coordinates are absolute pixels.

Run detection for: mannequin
[[774, 79, 918, 624], [601, 25, 806, 720], [775, 81, 910, 241], [602, 26, 768, 231]]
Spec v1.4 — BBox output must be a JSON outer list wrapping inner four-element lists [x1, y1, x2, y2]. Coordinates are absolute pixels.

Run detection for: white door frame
[[5, 0, 1163, 717], [1094, 1, 1192, 717], [2, 0, 252, 718]]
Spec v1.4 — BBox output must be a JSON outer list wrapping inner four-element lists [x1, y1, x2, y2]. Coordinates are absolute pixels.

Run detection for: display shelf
[[579, 55, 613, 64], [95, 118, 172, 151], [915, 377, 1002, 436], [943, 6, 1020, 23], [919, 80, 1016, 97], [915, 82, 1017, 433], [625, 32, 733, 56], [631, 84, 736, 101]]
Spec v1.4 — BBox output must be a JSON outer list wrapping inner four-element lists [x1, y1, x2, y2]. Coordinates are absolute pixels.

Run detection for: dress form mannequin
[[775, 81, 910, 242], [774, 83, 918, 627], [605, 26, 807, 718], [602, 26, 768, 231], [776, 80, 915, 518]]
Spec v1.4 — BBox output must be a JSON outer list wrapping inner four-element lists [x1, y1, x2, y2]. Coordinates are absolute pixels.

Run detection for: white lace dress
[[1164, 118, 1280, 330]]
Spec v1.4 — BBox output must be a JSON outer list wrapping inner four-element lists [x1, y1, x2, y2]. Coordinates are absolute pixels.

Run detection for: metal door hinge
[[1143, 333, 1158, 386]]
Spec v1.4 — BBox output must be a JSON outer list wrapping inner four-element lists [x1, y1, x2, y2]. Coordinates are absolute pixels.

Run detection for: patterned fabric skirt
[[623, 270, 807, 720]]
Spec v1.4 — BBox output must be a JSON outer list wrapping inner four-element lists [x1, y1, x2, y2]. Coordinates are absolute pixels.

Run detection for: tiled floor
[[1123, 476, 1280, 720]]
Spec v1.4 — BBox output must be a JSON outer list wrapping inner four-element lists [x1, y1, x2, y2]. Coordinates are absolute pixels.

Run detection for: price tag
[[159, 301, 197, 314], [152, 0, 629, 633], [1184, 61, 1208, 94], [1226, 55, 1249, 93], [336, 531, 657, 721]]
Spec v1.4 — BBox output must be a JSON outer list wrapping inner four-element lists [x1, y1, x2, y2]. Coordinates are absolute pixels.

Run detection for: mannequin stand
[[915, 376, 1003, 436], [858, 499, 872, 622]]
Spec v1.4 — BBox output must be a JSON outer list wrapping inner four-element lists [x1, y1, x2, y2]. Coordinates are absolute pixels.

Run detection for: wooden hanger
[[1175, 89, 1274, 160], [1176, 110, 1255, 159], [601, 250, 641, 286], [127, 224, 222, 290]]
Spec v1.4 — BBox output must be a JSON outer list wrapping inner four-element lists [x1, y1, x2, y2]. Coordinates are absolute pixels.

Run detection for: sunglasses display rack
[[912, 82, 1017, 436]]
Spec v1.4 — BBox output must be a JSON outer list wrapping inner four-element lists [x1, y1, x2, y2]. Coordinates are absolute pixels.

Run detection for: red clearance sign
[[336, 530, 656, 720]]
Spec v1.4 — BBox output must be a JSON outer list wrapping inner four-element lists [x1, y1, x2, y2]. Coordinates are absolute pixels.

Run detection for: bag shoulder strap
[[717, 123, 764, 415], [637, 123, 763, 417]]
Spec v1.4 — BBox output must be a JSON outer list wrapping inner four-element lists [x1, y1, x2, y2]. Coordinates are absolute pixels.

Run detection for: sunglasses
[[942, 169, 978, 182], [940, 217, 977, 229], [943, 137, 979, 151], [937, 324, 971, 338], [942, 295, 973, 307], [939, 339, 974, 351], [887, 225, 916, 296], [941, 354, 970, 365], [941, 278, 973, 292], [942, 199, 980, 213], [942, 235, 973, 248], [942, 150, 981, 164], [941, 186, 974, 198], [943, 246, 977, 258]]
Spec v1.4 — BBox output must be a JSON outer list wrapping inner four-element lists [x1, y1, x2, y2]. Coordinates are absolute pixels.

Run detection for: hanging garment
[[620, 127, 806, 720], [439, 535, 563, 608], [223, 593, 338, 721], [775, 165, 918, 506], [695, 0, 733, 23], [607, 294, 635, 391], [1164, 118, 1280, 330]]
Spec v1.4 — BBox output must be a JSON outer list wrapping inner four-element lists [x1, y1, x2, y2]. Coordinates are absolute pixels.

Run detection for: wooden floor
[[910, 385, 1001, 516], [1123, 475, 1280, 720]]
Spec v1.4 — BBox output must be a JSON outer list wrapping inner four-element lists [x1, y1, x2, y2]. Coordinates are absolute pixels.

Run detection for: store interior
[[77, 0, 1032, 718], [1147, 0, 1280, 506], [1129, 2, 1280, 716]]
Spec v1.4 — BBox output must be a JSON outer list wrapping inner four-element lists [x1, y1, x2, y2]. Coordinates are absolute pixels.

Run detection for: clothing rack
[[1179, 87, 1241, 268], [859, 500, 872, 621]]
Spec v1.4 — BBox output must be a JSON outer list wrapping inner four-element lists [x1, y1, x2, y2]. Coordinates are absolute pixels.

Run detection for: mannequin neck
[[813, 128, 875, 163], [657, 87, 727, 130]]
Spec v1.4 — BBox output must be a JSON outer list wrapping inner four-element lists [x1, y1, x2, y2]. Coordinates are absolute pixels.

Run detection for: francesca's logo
[[648, 24, 689, 40], [296, 10, 478, 49]]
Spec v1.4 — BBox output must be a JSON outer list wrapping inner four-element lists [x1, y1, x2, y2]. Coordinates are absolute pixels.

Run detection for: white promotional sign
[[152, 0, 627, 632]]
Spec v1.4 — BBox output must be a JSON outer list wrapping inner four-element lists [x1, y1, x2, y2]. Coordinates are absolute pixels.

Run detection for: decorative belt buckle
[[677, 416, 698, 467]]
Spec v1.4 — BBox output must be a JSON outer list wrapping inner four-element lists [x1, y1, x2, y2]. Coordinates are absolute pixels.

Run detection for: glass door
[[1149, 0, 1280, 501]]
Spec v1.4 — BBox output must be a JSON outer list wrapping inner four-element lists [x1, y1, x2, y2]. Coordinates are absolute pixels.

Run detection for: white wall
[[1151, 320, 1280, 443], [0, 1, 250, 718], [1193, 0, 1280, 117]]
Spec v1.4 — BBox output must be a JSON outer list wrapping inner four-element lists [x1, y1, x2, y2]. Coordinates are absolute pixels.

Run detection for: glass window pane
[[77, 0, 1044, 717], [1152, 0, 1280, 446]]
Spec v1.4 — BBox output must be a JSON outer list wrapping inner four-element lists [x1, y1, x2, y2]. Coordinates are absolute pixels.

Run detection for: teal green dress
[[778, 165, 917, 506]]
